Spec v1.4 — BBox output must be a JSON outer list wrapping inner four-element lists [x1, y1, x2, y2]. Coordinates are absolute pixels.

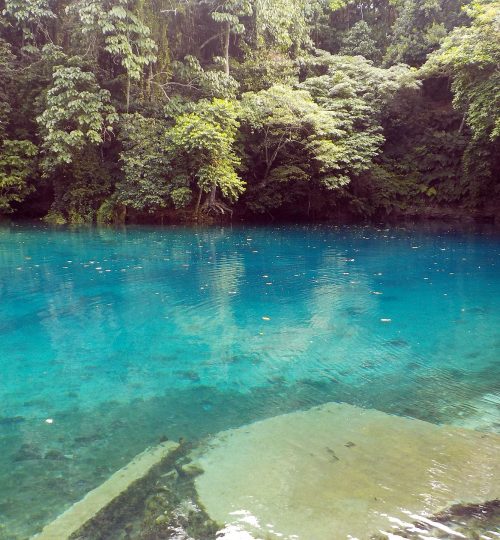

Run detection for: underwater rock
[[180, 462, 204, 478], [193, 402, 500, 540], [74, 433, 102, 445], [14, 443, 42, 461], [0, 415, 25, 426], [154, 513, 170, 525], [145, 492, 170, 515], [44, 449, 66, 461], [161, 469, 179, 482], [33, 441, 179, 540], [373, 499, 500, 539]]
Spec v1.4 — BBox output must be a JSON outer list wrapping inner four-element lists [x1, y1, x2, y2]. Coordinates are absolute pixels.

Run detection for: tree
[[117, 99, 244, 217], [169, 98, 245, 215], [37, 64, 118, 170], [425, 0, 499, 141], [238, 54, 420, 216], [2, 0, 56, 44], [253, 0, 323, 51], [340, 20, 380, 63], [168, 55, 239, 99], [206, 0, 252, 76], [3, 0, 55, 23], [67, 0, 157, 110], [240, 83, 383, 215], [0, 38, 14, 139], [0, 140, 37, 215], [384, 0, 469, 66], [302, 54, 419, 120], [424, 0, 500, 204], [116, 113, 173, 213], [227, 0, 324, 93]]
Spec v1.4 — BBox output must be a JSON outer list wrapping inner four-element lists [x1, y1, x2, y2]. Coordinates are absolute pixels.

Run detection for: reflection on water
[[0, 222, 499, 538]]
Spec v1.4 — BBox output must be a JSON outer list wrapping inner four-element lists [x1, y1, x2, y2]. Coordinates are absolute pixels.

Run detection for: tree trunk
[[263, 160, 273, 184], [126, 76, 131, 113], [459, 113, 466, 133], [223, 21, 230, 76], [146, 64, 153, 102], [209, 184, 217, 205], [253, 1, 259, 47], [194, 186, 203, 219]]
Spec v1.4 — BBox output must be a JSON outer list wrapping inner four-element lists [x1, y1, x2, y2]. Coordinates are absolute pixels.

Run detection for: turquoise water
[[0, 222, 499, 538]]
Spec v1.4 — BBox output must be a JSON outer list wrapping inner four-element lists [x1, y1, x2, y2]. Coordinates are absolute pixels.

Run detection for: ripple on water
[[0, 222, 499, 538], [193, 403, 500, 540]]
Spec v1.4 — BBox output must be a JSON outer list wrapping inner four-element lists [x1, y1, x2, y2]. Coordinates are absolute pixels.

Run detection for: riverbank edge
[[3, 204, 499, 227]]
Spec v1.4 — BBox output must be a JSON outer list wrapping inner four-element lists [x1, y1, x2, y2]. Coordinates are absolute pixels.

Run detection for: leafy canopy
[[37, 64, 118, 170], [116, 113, 172, 212], [3, 0, 55, 23], [425, 0, 500, 141], [169, 98, 245, 203], [68, 0, 157, 81], [0, 140, 37, 214], [240, 83, 382, 213]]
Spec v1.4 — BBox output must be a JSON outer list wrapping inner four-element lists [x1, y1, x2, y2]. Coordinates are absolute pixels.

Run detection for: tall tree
[[340, 20, 380, 63], [208, 0, 252, 76], [0, 140, 37, 215], [0, 37, 14, 139], [385, 0, 470, 66], [425, 0, 499, 141], [169, 98, 245, 215], [37, 64, 118, 170], [67, 0, 157, 110], [424, 0, 500, 203], [240, 82, 383, 215]]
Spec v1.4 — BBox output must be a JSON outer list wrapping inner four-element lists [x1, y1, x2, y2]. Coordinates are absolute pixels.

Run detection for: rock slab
[[33, 441, 179, 540], [194, 403, 500, 540]]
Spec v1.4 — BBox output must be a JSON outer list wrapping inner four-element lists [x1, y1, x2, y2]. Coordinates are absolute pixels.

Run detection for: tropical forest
[[0, 0, 499, 224], [1, 2, 500, 540]]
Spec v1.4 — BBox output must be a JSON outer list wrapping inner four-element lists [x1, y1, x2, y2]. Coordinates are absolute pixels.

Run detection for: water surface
[[0, 222, 499, 538]]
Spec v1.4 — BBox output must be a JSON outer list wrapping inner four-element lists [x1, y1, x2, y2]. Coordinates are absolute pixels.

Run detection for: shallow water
[[193, 402, 500, 540], [0, 222, 499, 538]]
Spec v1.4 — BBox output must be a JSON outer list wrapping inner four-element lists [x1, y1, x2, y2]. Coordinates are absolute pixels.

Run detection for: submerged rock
[[14, 443, 42, 461], [193, 402, 500, 540], [161, 469, 179, 482], [0, 415, 25, 426], [180, 462, 204, 478], [44, 449, 66, 461], [34, 441, 180, 540], [374, 499, 500, 539]]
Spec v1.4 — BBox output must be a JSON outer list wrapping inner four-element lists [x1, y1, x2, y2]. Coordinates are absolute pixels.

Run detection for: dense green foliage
[[37, 64, 118, 169], [0, 0, 498, 222], [0, 139, 37, 213]]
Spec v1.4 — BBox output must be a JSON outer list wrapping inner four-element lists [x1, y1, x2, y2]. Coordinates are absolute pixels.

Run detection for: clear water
[[0, 222, 499, 539]]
